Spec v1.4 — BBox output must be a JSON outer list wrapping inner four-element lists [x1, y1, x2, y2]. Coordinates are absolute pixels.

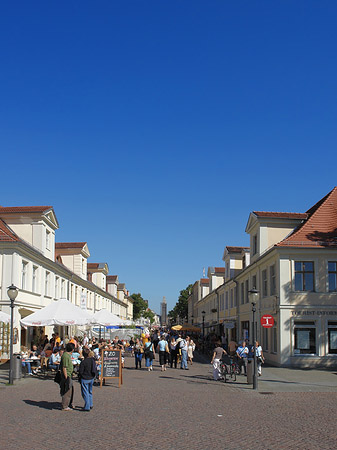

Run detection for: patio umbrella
[[171, 325, 182, 331], [20, 298, 94, 327], [181, 323, 201, 333], [92, 309, 125, 327], [0, 311, 10, 323]]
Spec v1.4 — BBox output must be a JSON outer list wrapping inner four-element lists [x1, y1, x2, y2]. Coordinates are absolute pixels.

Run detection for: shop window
[[272, 324, 277, 353], [241, 321, 249, 341], [328, 321, 337, 354], [328, 262, 337, 292], [294, 261, 314, 292], [294, 321, 316, 354]]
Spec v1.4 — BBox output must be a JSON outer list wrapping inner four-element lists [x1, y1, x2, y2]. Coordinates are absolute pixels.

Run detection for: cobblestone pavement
[[1, 355, 336, 450]]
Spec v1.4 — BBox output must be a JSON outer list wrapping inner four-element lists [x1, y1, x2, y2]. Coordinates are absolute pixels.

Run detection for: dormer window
[[253, 234, 258, 255], [46, 230, 51, 250]]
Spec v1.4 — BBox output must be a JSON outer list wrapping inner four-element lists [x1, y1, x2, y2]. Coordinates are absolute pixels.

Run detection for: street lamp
[[249, 288, 259, 390], [201, 310, 206, 353], [7, 284, 18, 385]]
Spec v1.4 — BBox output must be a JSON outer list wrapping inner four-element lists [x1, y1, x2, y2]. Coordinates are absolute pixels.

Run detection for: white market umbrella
[[0, 311, 10, 323], [20, 298, 94, 327], [92, 309, 125, 327]]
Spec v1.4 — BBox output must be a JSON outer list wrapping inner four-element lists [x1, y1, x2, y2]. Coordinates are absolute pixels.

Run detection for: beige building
[[192, 188, 337, 368]]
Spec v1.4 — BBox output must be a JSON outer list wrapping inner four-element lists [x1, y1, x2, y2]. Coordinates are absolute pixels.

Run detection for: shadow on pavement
[[23, 399, 61, 410]]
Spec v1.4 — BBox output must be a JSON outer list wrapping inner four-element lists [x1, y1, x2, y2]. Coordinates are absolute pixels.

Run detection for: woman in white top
[[187, 339, 195, 365], [255, 341, 264, 376]]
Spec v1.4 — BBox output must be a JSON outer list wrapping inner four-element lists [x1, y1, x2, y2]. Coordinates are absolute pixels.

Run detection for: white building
[[0, 206, 130, 357]]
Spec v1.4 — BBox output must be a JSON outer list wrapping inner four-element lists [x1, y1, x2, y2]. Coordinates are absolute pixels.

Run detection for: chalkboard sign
[[100, 349, 123, 388]]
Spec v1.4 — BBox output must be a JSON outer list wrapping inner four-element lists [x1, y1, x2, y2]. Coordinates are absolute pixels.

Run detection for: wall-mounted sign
[[225, 322, 235, 329], [261, 315, 274, 328]]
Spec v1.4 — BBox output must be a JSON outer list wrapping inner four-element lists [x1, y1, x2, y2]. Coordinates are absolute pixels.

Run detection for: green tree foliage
[[144, 308, 155, 324], [168, 284, 193, 323], [131, 292, 148, 320]]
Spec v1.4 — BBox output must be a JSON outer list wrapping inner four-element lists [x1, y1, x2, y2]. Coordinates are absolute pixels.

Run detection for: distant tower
[[160, 296, 167, 326]]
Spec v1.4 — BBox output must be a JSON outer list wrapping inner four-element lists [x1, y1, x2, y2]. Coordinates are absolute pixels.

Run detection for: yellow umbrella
[[171, 324, 182, 331], [181, 323, 201, 332]]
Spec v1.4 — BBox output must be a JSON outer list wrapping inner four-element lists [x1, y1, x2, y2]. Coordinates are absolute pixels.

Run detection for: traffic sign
[[260, 314, 274, 328]]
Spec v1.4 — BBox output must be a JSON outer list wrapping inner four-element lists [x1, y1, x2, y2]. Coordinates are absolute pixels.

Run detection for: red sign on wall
[[261, 314, 274, 328]]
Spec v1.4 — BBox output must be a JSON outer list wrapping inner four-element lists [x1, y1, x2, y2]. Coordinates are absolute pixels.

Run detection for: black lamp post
[[249, 288, 259, 390], [201, 310, 206, 353], [7, 284, 18, 385]]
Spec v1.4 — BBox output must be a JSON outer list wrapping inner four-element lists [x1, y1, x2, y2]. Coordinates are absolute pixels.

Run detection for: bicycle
[[220, 355, 238, 382]]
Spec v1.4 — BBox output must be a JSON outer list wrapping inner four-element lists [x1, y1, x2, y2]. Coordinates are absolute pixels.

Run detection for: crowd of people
[[20, 328, 264, 411]]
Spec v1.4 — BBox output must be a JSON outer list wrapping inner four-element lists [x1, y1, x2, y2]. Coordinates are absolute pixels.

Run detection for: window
[[55, 276, 59, 299], [252, 275, 257, 290], [61, 279, 66, 298], [328, 262, 337, 292], [294, 321, 316, 354], [45, 271, 50, 296], [270, 265, 276, 295], [21, 261, 28, 290], [225, 292, 229, 310], [234, 287, 237, 307], [294, 261, 314, 291], [328, 322, 337, 354], [245, 280, 249, 303], [230, 289, 233, 308], [32, 266, 38, 293], [262, 270, 268, 297], [272, 324, 277, 353], [241, 283, 244, 305], [252, 234, 258, 255], [219, 294, 224, 311], [46, 230, 50, 249], [263, 327, 269, 351]]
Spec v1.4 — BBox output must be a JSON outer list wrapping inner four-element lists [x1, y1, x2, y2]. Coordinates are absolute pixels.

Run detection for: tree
[[131, 292, 148, 321], [144, 308, 155, 324], [168, 284, 193, 323]]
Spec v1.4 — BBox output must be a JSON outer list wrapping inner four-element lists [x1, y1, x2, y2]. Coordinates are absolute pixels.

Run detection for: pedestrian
[[169, 337, 178, 368], [134, 338, 143, 369], [180, 336, 189, 370], [158, 335, 168, 371], [144, 339, 155, 371], [60, 342, 75, 411], [255, 340, 264, 376], [228, 338, 237, 357], [187, 338, 195, 365], [78, 347, 97, 411], [236, 341, 249, 375], [211, 342, 227, 381]]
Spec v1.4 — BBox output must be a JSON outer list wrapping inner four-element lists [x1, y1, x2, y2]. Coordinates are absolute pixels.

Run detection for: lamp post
[[201, 310, 206, 353], [248, 288, 259, 390], [7, 284, 18, 385]]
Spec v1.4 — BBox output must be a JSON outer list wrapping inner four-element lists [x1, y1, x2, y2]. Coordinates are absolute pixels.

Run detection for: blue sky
[[1, 1, 337, 313]]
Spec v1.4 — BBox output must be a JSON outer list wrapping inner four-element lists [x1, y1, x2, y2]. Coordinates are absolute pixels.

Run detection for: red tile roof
[[0, 206, 53, 214], [253, 211, 308, 219], [277, 187, 337, 248], [87, 263, 99, 269], [214, 267, 226, 273], [226, 246, 250, 253], [55, 242, 87, 249], [0, 219, 19, 241], [200, 278, 209, 284]]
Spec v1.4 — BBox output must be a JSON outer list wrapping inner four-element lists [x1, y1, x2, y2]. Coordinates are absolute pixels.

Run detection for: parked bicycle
[[220, 355, 240, 382]]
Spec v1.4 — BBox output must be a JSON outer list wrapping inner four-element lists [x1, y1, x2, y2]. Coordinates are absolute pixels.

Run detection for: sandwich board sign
[[100, 349, 123, 388]]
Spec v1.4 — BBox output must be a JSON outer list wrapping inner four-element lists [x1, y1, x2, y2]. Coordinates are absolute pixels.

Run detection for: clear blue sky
[[1, 1, 337, 313]]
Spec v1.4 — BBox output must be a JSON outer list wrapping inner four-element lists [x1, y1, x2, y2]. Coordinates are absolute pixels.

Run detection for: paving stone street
[[1, 354, 336, 450]]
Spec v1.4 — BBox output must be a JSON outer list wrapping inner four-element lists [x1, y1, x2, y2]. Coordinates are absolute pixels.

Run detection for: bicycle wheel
[[230, 366, 236, 382]]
